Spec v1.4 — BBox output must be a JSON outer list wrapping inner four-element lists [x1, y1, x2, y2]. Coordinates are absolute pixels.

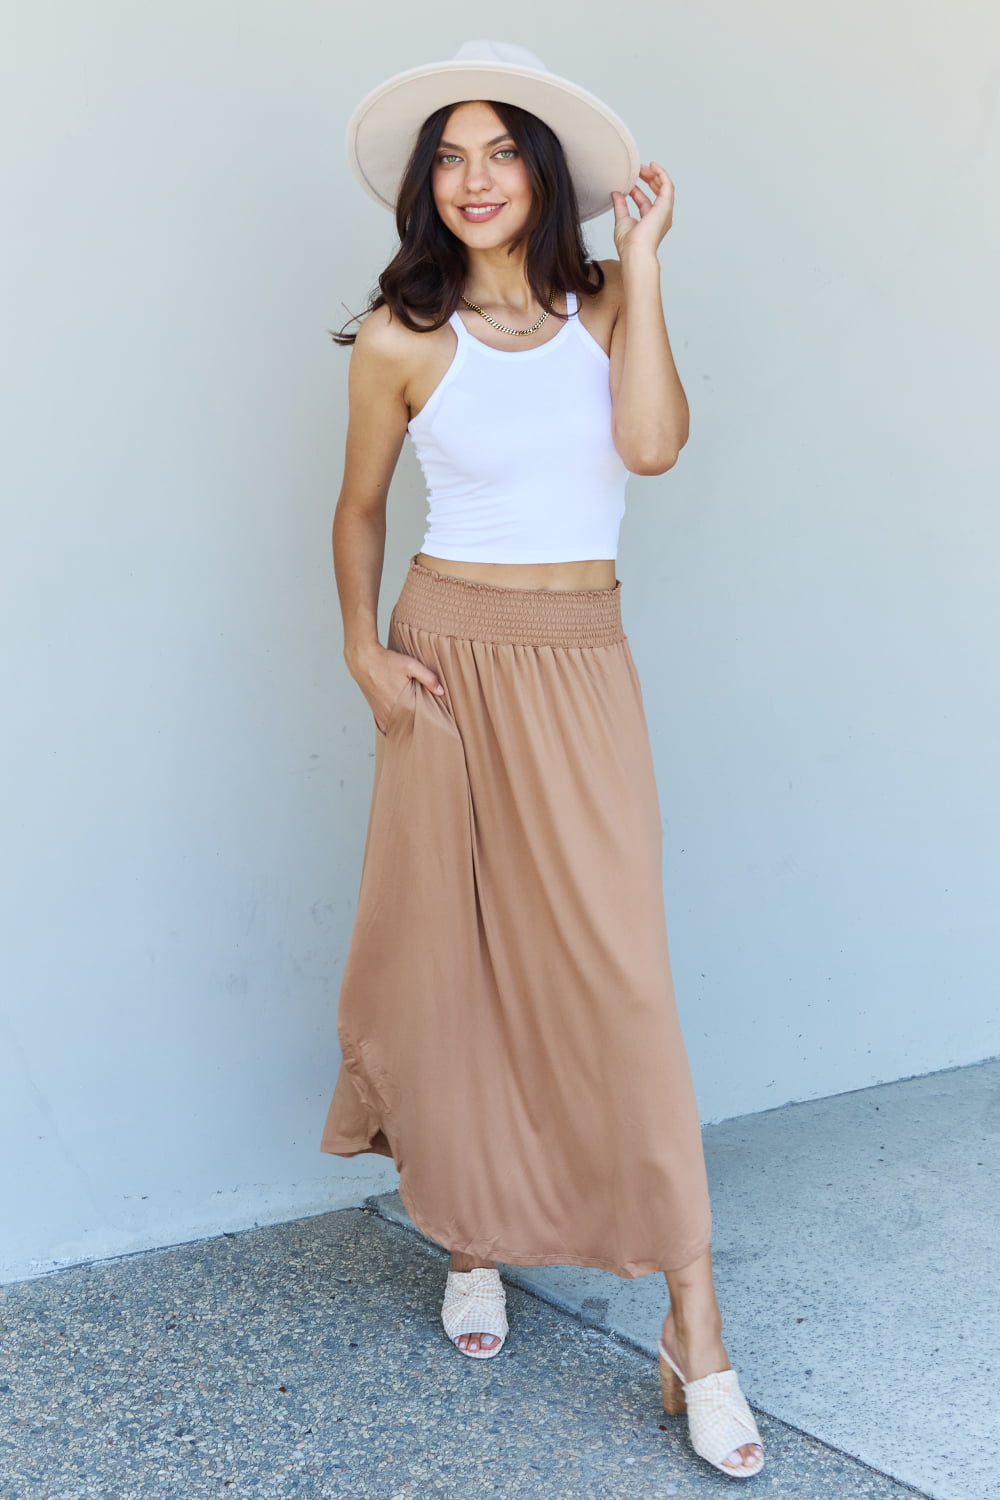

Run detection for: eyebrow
[[437, 134, 514, 151]]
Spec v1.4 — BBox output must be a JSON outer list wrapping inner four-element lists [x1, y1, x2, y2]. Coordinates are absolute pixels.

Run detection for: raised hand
[[611, 161, 675, 260]]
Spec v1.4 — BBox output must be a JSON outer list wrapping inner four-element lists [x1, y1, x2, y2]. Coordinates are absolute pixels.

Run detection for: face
[[430, 101, 534, 248]]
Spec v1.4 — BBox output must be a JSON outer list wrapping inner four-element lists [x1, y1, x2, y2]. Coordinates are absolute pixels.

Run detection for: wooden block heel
[[658, 1350, 687, 1414]]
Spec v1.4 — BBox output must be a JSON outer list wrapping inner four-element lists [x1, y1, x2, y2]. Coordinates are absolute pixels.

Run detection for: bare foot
[[448, 1252, 501, 1355]]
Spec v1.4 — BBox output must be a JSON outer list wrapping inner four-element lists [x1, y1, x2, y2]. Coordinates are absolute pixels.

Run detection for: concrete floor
[[0, 1057, 994, 1500], [1, 1207, 925, 1500], [377, 1056, 1000, 1500]]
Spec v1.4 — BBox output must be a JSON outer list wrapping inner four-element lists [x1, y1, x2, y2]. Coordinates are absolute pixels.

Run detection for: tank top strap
[[564, 290, 578, 317], [448, 308, 470, 342]]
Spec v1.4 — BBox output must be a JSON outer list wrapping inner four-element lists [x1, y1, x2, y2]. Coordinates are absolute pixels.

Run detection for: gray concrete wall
[[2, 0, 997, 1282]]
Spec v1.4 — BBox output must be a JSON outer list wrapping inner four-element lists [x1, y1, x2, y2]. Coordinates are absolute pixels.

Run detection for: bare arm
[[607, 162, 689, 475], [333, 310, 444, 732]]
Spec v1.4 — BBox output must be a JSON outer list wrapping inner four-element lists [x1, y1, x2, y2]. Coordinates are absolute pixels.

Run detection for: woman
[[320, 42, 764, 1480]]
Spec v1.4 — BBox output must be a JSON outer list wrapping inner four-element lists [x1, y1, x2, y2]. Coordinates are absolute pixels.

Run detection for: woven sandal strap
[[684, 1369, 762, 1465], [441, 1269, 508, 1341], [448, 1267, 501, 1285]]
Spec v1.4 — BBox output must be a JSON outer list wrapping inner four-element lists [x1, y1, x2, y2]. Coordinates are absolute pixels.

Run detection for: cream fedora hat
[[346, 40, 640, 223]]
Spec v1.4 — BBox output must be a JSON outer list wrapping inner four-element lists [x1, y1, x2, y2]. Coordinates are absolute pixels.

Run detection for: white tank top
[[407, 291, 628, 564]]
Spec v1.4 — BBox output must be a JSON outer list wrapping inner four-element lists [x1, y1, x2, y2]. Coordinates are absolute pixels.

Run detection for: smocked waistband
[[391, 558, 625, 648]]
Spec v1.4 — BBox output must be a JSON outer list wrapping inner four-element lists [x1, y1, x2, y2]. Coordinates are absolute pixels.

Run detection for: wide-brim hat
[[346, 40, 640, 223]]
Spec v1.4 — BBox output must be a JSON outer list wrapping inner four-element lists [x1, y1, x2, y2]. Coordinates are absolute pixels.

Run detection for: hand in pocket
[[351, 645, 445, 735]]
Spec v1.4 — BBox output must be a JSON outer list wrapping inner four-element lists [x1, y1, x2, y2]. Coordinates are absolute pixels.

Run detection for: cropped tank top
[[407, 292, 628, 564]]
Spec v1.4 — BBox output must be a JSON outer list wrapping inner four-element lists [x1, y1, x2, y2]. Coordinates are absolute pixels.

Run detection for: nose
[[462, 155, 494, 195]]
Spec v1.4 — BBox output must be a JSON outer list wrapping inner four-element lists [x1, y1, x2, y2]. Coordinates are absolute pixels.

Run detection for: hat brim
[[347, 60, 640, 223]]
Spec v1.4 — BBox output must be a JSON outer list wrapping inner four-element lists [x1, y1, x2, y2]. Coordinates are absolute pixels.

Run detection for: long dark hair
[[332, 100, 604, 346]]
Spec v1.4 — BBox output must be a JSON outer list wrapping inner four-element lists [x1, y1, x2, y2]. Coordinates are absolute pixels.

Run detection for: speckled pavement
[[0, 1207, 926, 1500], [375, 1059, 1000, 1500]]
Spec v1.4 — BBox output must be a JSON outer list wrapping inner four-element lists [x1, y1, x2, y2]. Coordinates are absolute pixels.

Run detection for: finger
[[610, 188, 632, 221], [639, 174, 673, 216], [647, 163, 674, 198], [410, 661, 445, 695], [639, 164, 671, 199], [629, 184, 653, 216]]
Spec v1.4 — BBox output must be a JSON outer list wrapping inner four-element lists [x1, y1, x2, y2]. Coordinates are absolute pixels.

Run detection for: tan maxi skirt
[[320, 558, 712, 1277]]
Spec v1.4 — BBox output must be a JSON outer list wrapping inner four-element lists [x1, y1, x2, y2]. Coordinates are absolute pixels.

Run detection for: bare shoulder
[[350, 301, 446, 375], [352, 303, 423, 364], [352, 302, 457, 424]]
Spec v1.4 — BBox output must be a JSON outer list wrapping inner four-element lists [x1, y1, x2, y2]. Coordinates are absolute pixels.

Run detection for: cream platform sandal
[[440, 1267, 508, 1359], [658, 1339, 764, 1478]]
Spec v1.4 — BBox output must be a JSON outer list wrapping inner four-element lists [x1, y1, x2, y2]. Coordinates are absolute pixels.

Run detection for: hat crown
[[451, 40, 549, 73]]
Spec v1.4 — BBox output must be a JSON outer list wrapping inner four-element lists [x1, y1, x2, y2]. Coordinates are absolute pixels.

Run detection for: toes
[[453, 1330, 500, 1354], [723, 1444, 763, 1471], [722, 1446, 761, 1470]]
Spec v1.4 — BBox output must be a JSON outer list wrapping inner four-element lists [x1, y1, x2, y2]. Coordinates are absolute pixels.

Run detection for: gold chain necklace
[[461, 295, 550, 338]]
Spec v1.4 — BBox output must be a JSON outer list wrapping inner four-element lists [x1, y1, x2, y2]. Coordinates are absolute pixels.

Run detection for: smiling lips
[[458, 203, 505, 222]]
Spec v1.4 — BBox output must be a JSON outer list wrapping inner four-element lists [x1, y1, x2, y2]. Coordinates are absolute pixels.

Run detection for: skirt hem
[[319, 1136, 712, 1279], [398, 1179, 711, 1279]]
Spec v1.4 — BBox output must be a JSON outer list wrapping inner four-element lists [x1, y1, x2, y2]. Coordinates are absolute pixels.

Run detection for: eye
[[494, 148, 517, 160], [436, 153, 462, 165]]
